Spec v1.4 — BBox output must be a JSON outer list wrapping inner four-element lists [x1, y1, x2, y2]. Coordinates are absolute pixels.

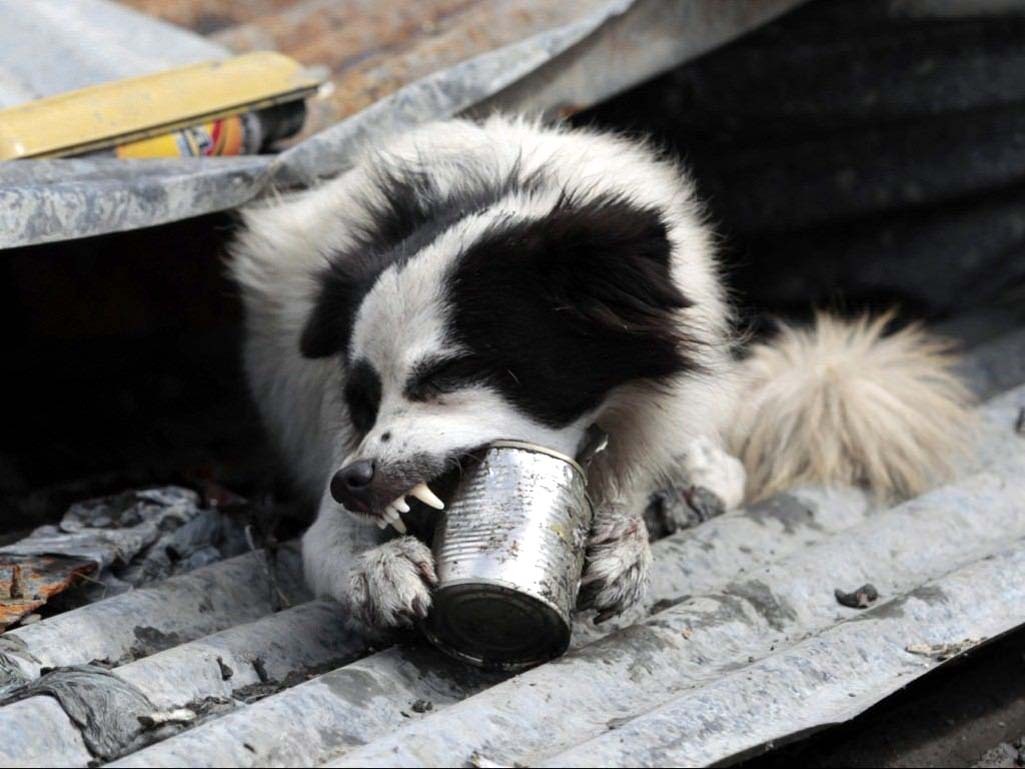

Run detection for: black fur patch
[[445, 193, 696, 427], [344, 358, 382, 434], [300, 162, 539, 360]]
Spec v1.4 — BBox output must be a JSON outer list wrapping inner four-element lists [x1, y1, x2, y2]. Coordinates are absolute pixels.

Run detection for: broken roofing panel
[[0, 0, 804, 248]]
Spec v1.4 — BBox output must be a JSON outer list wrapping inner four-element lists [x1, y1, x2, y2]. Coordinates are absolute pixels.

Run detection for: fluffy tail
[[728, 313, 975, 502]]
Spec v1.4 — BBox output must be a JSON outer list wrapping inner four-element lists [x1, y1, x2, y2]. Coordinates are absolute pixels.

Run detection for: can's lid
[[423, 580, 571, 671]]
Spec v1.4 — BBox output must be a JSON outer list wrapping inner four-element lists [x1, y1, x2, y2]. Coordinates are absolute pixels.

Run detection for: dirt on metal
[[834, 583, 880, 609]]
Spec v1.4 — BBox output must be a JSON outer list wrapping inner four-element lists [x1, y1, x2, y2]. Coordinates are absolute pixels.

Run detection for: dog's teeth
[[393, 497, 410, 514], [390, 517, 407, 534], [375, 518, 387, 529], [384, 504, 398, 521], [410, 482, 444, 510]]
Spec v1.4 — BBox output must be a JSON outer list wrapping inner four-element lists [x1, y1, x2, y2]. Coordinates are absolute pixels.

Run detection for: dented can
[[424, 441, 593, 670]]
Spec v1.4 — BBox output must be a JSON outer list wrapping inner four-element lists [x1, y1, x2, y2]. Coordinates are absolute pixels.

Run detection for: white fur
[[231, 115, 970, 630], [729, 313, 975, 501]]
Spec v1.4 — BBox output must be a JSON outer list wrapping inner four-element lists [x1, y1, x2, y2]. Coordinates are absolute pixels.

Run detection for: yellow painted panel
[[0, 51, 319, 159]]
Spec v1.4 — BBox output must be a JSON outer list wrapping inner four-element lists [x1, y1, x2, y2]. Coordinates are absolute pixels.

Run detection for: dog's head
[[299, 170, 698, 523]]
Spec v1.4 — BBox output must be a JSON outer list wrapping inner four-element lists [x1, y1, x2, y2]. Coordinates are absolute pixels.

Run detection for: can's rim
[[423, 577, 572, 672], [485, 440, 586, 478]]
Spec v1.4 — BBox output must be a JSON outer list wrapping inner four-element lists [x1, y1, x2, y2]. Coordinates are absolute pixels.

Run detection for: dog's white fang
[[410, 482, 444, 510], [393, 497, 410, 514]]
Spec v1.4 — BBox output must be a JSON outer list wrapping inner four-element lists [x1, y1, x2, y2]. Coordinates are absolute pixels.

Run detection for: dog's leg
[[302, 496, 382, 606], [303, 493, 437, 631], [577, 494, 653, 623]]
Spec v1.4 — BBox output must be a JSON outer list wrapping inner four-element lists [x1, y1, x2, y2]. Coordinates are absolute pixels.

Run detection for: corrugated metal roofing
[[0, 323, 1022, 767]]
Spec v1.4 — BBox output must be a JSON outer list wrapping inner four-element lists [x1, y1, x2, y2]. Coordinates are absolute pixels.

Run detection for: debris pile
[[0, 487, 250, 629]]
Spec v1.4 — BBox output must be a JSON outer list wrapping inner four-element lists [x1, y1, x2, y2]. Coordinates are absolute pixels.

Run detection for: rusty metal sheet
[[124, 0, 612, 140], [0, 487, 220, 630], [218, 0, 610, 140], [0, 556, 96, 630], [272, 0, 806, 187], [116, 0, 298, 34]]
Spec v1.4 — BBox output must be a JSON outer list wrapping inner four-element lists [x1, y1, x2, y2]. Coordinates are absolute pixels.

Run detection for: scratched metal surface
[[0, 0, 803, 247]]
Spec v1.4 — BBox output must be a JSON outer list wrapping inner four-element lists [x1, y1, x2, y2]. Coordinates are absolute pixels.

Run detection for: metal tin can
[[423, 440, 593, 671]]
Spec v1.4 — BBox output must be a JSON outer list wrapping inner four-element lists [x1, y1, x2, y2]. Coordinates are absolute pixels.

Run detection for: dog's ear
[[532, 196, 690, 339], [299, 262, 364, 359]]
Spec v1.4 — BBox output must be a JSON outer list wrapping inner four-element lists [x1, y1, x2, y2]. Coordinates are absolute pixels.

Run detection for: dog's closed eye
[[405, 355, 489, 401]]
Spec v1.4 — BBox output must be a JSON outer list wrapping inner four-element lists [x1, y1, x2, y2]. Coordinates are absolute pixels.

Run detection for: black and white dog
[[231, 115, 970, 630]]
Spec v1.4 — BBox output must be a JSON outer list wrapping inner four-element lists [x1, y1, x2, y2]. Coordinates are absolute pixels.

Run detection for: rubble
[[0, 487, 250, 628]]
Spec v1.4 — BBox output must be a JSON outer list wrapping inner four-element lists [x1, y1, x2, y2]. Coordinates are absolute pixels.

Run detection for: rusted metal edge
[[0, 556, 97, 631], [0, 487, 224, 630]]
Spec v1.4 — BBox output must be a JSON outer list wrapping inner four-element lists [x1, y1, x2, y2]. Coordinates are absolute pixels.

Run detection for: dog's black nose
[[330, 459, 376, 510]]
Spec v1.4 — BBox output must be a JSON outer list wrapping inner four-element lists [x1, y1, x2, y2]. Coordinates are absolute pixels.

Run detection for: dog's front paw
[[577, 509, 652, 623], [348, 537, 438, 630]]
